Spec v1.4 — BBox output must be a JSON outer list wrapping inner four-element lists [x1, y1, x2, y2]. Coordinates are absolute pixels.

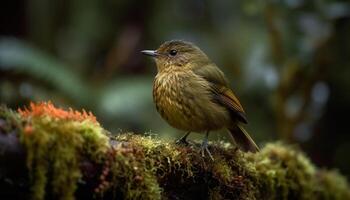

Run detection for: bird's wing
[[193, 64, 248, 124], [211, 85, 247, 123]]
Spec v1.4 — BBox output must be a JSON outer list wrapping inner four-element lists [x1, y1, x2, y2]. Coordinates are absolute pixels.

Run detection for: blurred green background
[[1, 0, 350, 179]]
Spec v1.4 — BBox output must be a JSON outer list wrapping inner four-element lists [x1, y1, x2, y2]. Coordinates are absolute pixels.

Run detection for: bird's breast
[[153, 72, 191, 127], [153, 71, 230, 131]]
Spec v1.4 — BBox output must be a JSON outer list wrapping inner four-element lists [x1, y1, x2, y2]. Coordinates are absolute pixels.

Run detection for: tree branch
[[0, 104, 349, 200]]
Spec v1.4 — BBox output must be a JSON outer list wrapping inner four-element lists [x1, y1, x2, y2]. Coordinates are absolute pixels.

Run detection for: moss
[[248, 143, 318, 200], [1, 103, 350, 200], [0, 105, 23, 133], [116, 135, 257, 199], [209, 143, 258, 199], [107, 139, 162, 200], [107, 134, 185, 199], [123, 134, 195, 178], [316, 170, 350, 200], [211, 158, 233, 184], [209, 187, 223, 200], [108, 135, 350, 200], [18, 103, 109, 200]]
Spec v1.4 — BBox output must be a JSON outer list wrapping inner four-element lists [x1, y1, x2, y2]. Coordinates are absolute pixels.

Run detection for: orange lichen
[[23, 124, 34, 135], [18, 101, 98, 124]]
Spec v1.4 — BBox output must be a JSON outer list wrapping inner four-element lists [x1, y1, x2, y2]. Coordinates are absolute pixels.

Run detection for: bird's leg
[[200, 131, 214, 160], [175, 131, 191, 145]]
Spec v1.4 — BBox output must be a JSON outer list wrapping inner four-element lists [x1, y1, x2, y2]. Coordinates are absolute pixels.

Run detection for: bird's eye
[[169, 49, 177, 56]]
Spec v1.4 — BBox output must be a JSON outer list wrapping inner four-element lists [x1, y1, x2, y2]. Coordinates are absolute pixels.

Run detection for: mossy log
[[0, 103, 349, 200]]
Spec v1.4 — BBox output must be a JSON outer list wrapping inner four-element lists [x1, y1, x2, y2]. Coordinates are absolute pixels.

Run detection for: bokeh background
[[1, 0, 350, 179]]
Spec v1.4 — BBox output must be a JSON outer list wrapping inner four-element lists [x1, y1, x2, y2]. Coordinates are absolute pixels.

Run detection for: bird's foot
[[200, 140, 214, 161]]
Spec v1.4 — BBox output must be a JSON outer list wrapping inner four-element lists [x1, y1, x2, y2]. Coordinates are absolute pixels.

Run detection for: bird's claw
[[200, 141, 214, 161]]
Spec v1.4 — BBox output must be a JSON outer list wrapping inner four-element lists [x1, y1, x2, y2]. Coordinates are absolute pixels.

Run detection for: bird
[[141, 40, 259, 159]]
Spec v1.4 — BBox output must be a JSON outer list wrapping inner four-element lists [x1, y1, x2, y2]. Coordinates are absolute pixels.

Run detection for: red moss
[[18, 101, 98, 124]]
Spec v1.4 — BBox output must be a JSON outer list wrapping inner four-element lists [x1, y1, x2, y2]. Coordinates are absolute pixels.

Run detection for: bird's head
[[142, 40, 211, 72]]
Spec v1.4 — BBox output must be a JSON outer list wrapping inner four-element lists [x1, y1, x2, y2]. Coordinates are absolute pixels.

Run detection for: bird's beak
[[141, 50, 159, 57]]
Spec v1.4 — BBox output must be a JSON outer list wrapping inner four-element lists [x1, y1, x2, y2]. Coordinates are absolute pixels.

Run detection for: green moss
[[123, 134, 195, 178], [108, 151, 162, 200], [0, 105, 23, 133], [1, 105, 350, 200], [209, 143, 259, 199], [20, 115, 109, 200], [108, 134, 184, 199], [249, 143, 318, 199], [109, 136, 350, 200], [316, 170, 350, 200], [211, 158, 233, 184]]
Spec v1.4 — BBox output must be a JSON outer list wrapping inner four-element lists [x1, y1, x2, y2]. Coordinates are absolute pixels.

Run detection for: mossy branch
[[0, 103, 349, 200]]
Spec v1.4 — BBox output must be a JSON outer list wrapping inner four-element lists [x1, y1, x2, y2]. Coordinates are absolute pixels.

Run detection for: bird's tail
[[228, 123, 259, 153]]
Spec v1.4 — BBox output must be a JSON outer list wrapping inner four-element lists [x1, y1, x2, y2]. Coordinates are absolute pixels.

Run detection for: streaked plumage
[[142, 40, 259, 155]]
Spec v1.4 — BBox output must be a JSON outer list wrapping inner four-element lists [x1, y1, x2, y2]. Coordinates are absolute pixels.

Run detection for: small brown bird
[[142, 40, 259, 158]]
